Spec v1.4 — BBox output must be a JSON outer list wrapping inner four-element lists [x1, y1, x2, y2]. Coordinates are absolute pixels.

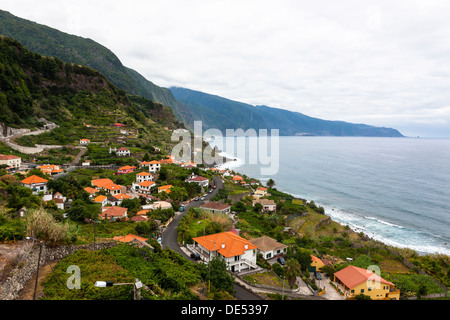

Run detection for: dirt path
[[17, 261, 58, 300]]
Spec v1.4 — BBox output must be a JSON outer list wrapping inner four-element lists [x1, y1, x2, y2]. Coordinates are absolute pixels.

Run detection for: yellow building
[[333, 265, 400, 300], [310, 255, 326, 272]]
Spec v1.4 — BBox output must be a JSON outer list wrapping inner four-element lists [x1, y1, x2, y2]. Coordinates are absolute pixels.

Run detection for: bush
[[25, 208, 79, 244]]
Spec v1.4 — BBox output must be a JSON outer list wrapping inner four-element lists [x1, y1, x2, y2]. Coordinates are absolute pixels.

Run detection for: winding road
[[162, 175, 262, 300]]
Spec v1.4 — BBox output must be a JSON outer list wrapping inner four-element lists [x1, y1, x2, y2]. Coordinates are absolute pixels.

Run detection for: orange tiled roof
[[193, 232, 258, 258], [139, 181, 155, 187], [21, 175, 48, 185], [118, 165, 136, 171], [334, 265, 395, 289], [91, 179, 123, 191], [137, 210, 151, 216], [232, 175, 244, 180], [94, 195, 107, 203], [113, 193, 132, 200], [137, 172, 152, 176], [311, 255, 324, 264], [92, 178, 114, 188], [84, 187, 99, 194], [113, 234, 148, 243]]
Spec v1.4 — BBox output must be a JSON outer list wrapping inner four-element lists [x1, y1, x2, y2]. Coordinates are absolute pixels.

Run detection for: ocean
[[208, 136, 450, 256]]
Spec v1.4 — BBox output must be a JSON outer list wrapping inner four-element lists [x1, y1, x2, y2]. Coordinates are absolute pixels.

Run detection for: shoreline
[[211, 163, 449, 258]]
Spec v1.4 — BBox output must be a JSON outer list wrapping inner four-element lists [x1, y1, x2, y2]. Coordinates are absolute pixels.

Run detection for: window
[[368, 287, 372, 291], [361, 289, 364, 293]]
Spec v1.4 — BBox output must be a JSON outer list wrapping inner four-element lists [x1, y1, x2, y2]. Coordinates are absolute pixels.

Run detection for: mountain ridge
[[170, 87, 404, 137]]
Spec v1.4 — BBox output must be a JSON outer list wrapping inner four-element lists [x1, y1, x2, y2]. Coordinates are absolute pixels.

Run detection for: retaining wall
[[0, 241, 117, 300]]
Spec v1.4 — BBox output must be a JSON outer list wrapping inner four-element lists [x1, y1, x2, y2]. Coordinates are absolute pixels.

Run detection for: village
[[0, 124, 409, 301]]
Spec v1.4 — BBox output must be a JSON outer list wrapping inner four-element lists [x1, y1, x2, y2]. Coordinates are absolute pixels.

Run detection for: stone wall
[[0, 241, 117, 300]]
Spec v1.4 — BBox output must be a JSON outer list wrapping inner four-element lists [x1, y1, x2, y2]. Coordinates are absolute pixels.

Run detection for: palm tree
[[266, 178, 275, 188], [285, 258, 301, 289]]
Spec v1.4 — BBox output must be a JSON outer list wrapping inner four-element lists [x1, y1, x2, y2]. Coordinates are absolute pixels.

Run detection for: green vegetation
[[0, 36, 181, 156], [177, 207, 233, 245], [0, 9, 187, 119], [42, 244, 205, 300]]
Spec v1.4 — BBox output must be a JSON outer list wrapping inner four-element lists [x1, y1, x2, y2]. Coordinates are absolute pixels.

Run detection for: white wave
[[364, 216, 405, 229]]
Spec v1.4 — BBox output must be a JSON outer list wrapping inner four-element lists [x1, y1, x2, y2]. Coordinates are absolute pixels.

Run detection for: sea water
[[210, 136, 450, 256]]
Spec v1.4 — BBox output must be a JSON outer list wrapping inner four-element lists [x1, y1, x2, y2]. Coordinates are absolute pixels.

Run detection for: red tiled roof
[[101, 206, 128, 218], [0, 154, 21, 160], [188, 176, 209, 182], [334, 265, 395, 289], [200, 202, 230, 211]]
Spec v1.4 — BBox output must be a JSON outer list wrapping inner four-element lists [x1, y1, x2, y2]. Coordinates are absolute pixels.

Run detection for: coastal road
[[161, 175, 262, 300]]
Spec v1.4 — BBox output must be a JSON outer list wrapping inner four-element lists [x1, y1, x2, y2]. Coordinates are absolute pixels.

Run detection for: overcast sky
[[2, 0, 450, 137]]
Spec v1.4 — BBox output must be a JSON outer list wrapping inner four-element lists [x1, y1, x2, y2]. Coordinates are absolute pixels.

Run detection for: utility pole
[[33, 240, 44, 300]]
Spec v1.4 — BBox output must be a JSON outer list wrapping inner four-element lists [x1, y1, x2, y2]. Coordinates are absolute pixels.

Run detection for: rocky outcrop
[[0, 123, 30, 139]]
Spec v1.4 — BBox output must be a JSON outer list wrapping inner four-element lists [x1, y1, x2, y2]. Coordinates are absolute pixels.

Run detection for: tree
[[285, 258, 301, 289], [287, 246, 312, 272], [66, 200, 98, 222], [142, 153, 150, 162], [253, 202, 263, 213], [205, 257, 235, 295], [168, 186, 188, 203], [266, 178, 275, 188]]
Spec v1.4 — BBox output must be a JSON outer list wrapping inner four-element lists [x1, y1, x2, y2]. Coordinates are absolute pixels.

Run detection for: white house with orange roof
[[116, 165, 136, 175], [137, 181, 156, 195], [140, 160, 161, 173], [94, 195, 108, 207], [79, 139, 90, 145], [37, 164, 64, 175], [116, 147, 131, 157], [21, 175, 48, 194], [84, 187, 99, 198], [91, 178, 126, 196], [52, 192, 66, 210], [0, 154, 21, 169], [253, 186, 268, 198], [232, 175, 244, 184], [191, 232, 259, 273], [158, 185, 172, 194], [136, 172, 154, 183]]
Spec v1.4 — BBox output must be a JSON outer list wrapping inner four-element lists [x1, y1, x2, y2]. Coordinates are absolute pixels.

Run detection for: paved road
[[161, 175, 262, 300]]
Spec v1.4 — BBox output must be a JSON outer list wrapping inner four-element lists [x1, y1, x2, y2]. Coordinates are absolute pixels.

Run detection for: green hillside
[[0, 36, 181, 150]]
